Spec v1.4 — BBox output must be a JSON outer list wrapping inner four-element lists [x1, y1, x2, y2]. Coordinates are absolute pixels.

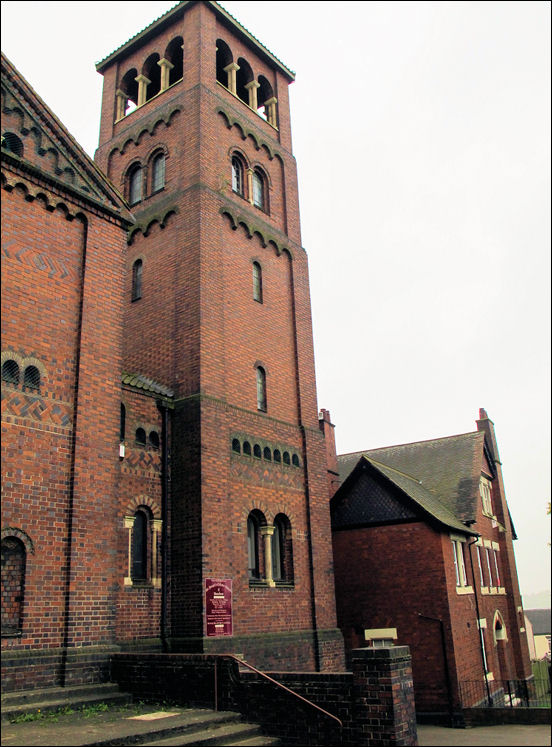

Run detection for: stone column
[[152, 519, 162, 587], [260, 525, 275, 587], [135, 74, 151, 107], [264, 96, 278, 127], [245, 80, 260, 111], [115, 89, 127, 121], [124, 516, 134, 586], [351, 646, 418, 746], [246, 168, 254, 206], [158, 58, 174, 92], [223, 62, 239, 95]]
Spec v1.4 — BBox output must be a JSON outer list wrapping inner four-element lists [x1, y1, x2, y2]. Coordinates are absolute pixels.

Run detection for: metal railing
[[213, 654, 343, 728], [459, 678, 550, 708]]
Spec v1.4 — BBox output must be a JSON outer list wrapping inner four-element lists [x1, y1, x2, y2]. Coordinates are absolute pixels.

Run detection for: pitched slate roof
[[332, 454, 477, 535], [338, 431, 486, 525], [122, 373, 174, 398], [525, 609, 551, 636], [96, 1, 295, 81]]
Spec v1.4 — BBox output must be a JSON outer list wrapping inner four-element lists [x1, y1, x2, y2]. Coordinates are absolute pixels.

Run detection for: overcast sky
[[1, 1, 550, 603]]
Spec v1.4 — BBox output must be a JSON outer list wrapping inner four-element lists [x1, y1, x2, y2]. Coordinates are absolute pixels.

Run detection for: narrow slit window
[[129, 166, 142, 205], [151, 153, 165, 193], [252, 262, 263, 302], [252, 169, 265, 210], [232, 156, 244, 196], [132, 259, 143, 301], [131, 511, 148, 581], [256, 366, 267, 412]]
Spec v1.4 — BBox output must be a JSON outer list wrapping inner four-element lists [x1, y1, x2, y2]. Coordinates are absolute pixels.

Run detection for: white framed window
[[492, 549, 501, 587], [476, 544, 485, 586], [452, 538, 467, 586], [479, 476, 493, 516]]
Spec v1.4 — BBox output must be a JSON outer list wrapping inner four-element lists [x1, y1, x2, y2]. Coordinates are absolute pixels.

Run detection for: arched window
[[135, 427, 146, 446], [273, 449, 281, 463], [23, 365, 40, 392], [283, 451, 290, 465], [243, 441, 251, 456], [247, 511, 265, 580], [128, 165, 142, 205], [236, 57, 253, 105], [132, 259, 143, 301], [252, 261, 263, 302], [253, 444, 262, 459], [263, 446, 272, 461], [257, 76, 273, 121], [272, 514, 293, 584], [216, 39, 233, 89], [143, 53, 161, 102], [151, 152, 165, 193], [256, 366, 267, 412], [252, 169, 266, 211], [232, 156, 244, 196], [2, 132, 24, 157], [1, 359, 19, 386], [120, 403, 126, 442], [232, 438, 241, 453], [131, 510, 148, 581], [292, 454, 300, 467], [1, 537, 26, 634], [149, 431, 159, 449], [120, 68, 139, 116], [165, 37, 184, 86]]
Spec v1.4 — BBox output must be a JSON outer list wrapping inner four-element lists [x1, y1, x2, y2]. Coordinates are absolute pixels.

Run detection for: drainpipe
[[467, 537, 493, 706], [157, 399, 170, 653], [417, 613, 455, 726]]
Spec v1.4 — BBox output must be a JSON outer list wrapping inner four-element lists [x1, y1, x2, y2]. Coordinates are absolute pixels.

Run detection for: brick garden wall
[[111, 647, 418, 746]]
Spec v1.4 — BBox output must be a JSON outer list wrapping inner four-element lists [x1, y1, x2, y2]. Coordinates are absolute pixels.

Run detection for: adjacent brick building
[[330, 408, 532, 721], [2, 0, 345, 691]]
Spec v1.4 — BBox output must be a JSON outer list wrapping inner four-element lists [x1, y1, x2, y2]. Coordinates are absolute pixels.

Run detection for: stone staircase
[[0, 685, 280, 746], [1, 683, 132, 722]]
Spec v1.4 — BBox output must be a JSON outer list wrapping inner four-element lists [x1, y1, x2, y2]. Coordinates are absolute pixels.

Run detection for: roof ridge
[[364, 457, 423, 485], [96, 1, 184, 68], [338, 430, 482, 458]]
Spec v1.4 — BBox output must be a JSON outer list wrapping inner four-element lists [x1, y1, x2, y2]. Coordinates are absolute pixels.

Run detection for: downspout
[[417, 613, 455, 727], [467, 537, 493, 706], [286, 252, 320, 671], [60, 215, 88, 687], [157, 399, 170, 653]]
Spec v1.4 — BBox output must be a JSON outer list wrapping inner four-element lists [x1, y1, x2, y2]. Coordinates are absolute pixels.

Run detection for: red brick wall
[[1, 164, 127, 683]]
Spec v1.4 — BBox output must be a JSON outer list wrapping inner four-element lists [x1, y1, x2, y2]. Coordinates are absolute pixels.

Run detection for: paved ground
[[1, 703, 550, 747], [417, 723, 551, 746]]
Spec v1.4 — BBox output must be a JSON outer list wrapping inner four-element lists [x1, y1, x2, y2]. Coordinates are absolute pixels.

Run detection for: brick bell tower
[[95, 0, 344, 671]]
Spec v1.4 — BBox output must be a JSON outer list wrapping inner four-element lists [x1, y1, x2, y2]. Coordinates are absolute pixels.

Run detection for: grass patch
[[8, 699, 179, 725]]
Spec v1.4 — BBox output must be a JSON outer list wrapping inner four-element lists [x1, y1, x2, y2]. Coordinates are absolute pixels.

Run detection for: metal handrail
[[213, 653, 343, 728]]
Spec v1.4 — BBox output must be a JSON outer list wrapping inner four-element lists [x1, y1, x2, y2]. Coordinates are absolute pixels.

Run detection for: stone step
[[1, 683, 131, 721], [0, 707, 247, 746], [138, 720, 277, 745]]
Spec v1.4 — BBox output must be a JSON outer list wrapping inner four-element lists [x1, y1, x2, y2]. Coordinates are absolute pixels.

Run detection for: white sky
[[1, 1, 550, 604]]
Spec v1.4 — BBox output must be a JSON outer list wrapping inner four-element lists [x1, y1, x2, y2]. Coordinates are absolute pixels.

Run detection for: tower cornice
[[95, 1, 295, 82]]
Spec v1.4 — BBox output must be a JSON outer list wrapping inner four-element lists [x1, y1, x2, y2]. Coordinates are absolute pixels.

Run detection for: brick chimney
[[319, 409, 340, 498], [476, 407, 501, 464]]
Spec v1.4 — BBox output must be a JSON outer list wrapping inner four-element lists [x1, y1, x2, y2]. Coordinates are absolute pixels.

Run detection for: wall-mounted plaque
[[205, 578, 233, 637]]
